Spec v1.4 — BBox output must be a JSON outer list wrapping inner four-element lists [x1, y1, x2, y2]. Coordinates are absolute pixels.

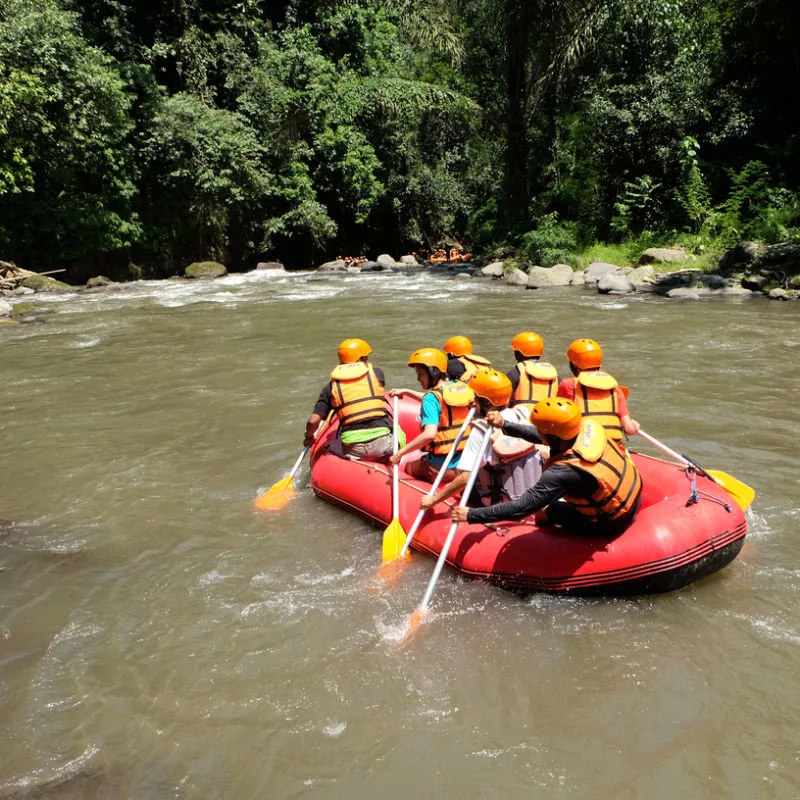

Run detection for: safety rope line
[[684, 467, 732, 512]]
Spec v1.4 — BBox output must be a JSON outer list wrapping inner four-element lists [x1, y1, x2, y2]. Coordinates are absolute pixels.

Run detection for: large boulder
[[184, 261, 227, 279], [480, 261, 505, 278], [583, 261, 621, 284], [86, 275, 113, 288], [21, 274, 72, 291], [639, 248, 687, 265], [505, 268, 529, 286], [627, 264, 656, 287], [399, 255, 420, 265], [316, 259, 348, 272], [597, 272, 636, 294], [719, 241, 765, 270], [526, 264, 574, 288], [256, 261, 286, 271], [376, 253, 397, 267], [0, 298, 12, 317]]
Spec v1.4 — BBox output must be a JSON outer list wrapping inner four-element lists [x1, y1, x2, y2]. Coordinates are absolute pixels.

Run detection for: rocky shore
[[2, 242, 799, 323]]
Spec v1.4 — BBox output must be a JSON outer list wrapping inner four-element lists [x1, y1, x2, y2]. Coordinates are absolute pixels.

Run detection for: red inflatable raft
[[310, 396, 748, 596]]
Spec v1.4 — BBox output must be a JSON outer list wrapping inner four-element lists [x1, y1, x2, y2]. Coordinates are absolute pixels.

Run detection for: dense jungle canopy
[[1, 0, 799, 279]]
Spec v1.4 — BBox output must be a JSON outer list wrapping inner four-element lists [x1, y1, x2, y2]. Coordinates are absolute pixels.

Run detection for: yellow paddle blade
[[405, 607, 426, 639], [707, 470, 755, 511], [381, 518, 407, 564], [252, 476, 295, 511]]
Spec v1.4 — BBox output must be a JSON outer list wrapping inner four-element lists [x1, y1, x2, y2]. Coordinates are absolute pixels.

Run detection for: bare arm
[[420, 470, 468, 509], [389, 423, 437, 464]]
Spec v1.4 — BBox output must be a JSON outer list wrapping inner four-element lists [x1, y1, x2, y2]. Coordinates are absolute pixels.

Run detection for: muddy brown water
[[1, 270, 798, 799]]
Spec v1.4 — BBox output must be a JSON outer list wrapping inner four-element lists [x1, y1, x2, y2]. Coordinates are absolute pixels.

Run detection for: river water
[[1, 268, 798, 799]]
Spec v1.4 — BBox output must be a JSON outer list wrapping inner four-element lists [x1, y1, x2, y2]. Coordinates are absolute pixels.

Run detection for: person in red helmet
[[304, 338, 395, 461], [557, 338, 640, 442], [507, 331, 559, 414], [451, 397, 643, 538], [390, 348, 474, 482]]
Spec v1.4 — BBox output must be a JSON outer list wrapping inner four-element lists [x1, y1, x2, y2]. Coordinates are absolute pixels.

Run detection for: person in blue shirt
[[389, 348, 474, 483]]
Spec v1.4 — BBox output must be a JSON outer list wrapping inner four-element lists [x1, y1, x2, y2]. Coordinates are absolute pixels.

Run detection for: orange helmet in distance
[[443, 335, 473, 357], [530, 397, 582, 440], [511, 331, 544, 358], [338, 338, 372, 363], [468, 368, 513, 408], [566, 338, 603, 370], [408, 347, 447, 373]]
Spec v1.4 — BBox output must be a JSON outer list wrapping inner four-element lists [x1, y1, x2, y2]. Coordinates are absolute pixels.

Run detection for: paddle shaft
[[399, 407, 477, 558], [417, 425, 494, 613], [392, 396, 400, 520], [637, 429, 703, 472]]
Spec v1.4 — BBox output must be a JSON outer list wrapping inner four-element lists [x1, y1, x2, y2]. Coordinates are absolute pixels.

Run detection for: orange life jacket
[[329, 362, 387, 427], [424, 382, 475, 456], [511, 360, 558, 411], [457, 354, 491, 383], [572, 371, 623, 441], [547, 420, 642, 521]]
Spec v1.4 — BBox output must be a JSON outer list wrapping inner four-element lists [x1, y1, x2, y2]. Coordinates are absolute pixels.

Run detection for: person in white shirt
[[420, 368, 546, 509]]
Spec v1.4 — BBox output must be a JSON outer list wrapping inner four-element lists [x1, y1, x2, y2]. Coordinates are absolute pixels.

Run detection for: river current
[[1, 268, 798, 799]]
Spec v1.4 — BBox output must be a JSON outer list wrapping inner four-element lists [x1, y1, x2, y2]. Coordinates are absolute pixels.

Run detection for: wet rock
[[85, 275, 113, 289], [505, 268, 529, 286], [376, 254, 397, 267], [20, 274, 72, 292], [719, 240, 764, 270], [527, 264, 573, 288], [597, 272, 636, 294], [666, 287, 702, 300], [653, 268, 703, 288], [184, 261, 227, 279], [399, 255, 420, 265], [768, 288, 799, 301], [627, 264, 656, 287], [359, 261, 385, 273], [698, 274, 728, 289], [480, 261, 505, 278], [0, 298, 11, 317], [256, 261, 285, 271], [583, 262, 620, 284], [570, 270, 587, 285], [316, 259, 347, 272], [639, 247, 688, 265]]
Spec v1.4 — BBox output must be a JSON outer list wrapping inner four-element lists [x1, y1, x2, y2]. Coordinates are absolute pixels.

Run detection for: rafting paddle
[[253, 415, 330, 511], [405, 422, 494, 638], [637, 429, 755, 511], [381, 397, 407, 563], [381, 407, 477, 569]]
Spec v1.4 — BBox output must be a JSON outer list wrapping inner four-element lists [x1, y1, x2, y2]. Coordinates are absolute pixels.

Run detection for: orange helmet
[[408, 348, 447, 373], [337, 338, 372, 363], [443, 336, 473, 357], [566, 338, 603, 370], [530, 397, 582, 440], [511, 331, 544, 358], [468, 368, 512, 407]]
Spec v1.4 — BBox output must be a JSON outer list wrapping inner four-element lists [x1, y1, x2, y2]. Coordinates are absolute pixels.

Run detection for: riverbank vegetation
[[1, 0, 799, 280]]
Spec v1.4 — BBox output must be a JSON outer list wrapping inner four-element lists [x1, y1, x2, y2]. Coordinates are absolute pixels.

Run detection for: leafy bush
[[520, 213, 577, 266]]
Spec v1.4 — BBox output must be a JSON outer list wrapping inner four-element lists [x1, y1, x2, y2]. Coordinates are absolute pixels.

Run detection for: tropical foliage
[[0, 0, 798, 276]]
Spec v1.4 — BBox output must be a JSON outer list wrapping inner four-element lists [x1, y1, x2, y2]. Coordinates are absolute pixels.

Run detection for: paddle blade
[[707, 470, 755, 511], [405, 607, 427, 639], [381, 518, 407, 564], [252, 476, 295, 511]]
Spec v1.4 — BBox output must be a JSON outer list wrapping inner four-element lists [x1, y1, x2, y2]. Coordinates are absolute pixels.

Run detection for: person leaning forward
[[451, 397, 643, 538], [420, 367, 544, 510], [389, 347, 474, 483], [304, 338, 395, 462]]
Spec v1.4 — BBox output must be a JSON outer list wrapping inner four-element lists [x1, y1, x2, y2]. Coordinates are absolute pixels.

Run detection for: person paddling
[[557, 338, 640, 442], [303, 338, 395, 462], [390, 348, 474, 483], [506, 331, 559, 414], [442, 335, 492, 382], [420, 367, 545, 510], [451, 397, 643, 538]]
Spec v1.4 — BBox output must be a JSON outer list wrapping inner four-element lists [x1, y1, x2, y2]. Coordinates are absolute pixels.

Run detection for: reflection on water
[[1, 269, 798, 799]]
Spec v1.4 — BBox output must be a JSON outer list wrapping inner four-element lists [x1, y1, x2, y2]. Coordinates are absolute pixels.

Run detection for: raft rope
[[684, 466, 732, 512]]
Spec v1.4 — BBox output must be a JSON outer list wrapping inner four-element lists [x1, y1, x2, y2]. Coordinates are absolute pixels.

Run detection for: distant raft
[[310, 396, 748, 596]]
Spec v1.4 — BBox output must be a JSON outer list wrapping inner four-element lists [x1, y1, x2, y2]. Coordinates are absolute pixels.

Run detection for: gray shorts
[[341, 432, 394, 462]]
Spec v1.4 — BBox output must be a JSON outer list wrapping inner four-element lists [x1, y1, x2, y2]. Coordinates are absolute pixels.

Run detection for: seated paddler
[[304, 338, 396, 462], [506, 331, 559, 414], [451, 397, 643, 538], [443, 335, 492, 382], [420, 367, 545, 510], [557, 338, 640, 443], [389, 347, 474, 483]]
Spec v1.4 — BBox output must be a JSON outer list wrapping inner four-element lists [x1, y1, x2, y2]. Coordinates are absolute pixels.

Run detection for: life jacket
[[572, 371, 623, 441], [457, 354, 492, 383], [424, 382, 475, 456], [329, 362, 388, 427], [547, 420, 642, 522], [511, 360, 558, 411], [491, 406, 540, 464]]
